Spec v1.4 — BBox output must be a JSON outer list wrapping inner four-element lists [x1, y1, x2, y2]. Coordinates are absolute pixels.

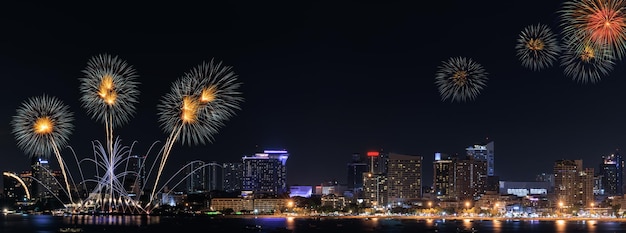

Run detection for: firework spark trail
[[153, 161, 224, 196], [149, 124, 183, 204], [11, 56, 242, 214], [149, 59, 243, 207], [80, 54, 140, 212]]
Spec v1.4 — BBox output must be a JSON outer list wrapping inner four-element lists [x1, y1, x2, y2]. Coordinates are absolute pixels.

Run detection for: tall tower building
[[185, 161, 206, 194], [599, 150, 623, 196], [433, 153, 455, 200], [554, 159, 594, 208], [347, 153, 368, 196], [455, 155, 488, 201], [31, 157, 62, 201], [386, 153, 422, 205], [242, 150, 289, 196], [205, 161, 223, 192], [363, 172, 387, 207], [466, 141, 494, 176], [363, 150, 387, 207], [124, 154, 145, 199], [222, 162, 243, 193]]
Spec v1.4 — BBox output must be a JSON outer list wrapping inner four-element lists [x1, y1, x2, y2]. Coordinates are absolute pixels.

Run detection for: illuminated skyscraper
[[386, 153, 422, 205], [31, 157, 62, 202], [554, 159, 594, 208], [433, 152, 454, 200], [466, 141, 494, 176], [124, 154, 145, 199], [242, 150, 289, 196], [599, 150, 623, 196], [454, 156, 488, 201], [222, 162, 243, 193], [363, 172, 387, 207]]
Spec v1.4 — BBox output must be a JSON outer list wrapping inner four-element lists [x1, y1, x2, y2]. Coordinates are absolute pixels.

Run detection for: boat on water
[[243, 224, 262, 231], [58, 227, 84, 232]]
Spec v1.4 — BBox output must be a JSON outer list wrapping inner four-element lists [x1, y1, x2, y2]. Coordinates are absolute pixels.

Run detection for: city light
[[367, 151, 379, 157]]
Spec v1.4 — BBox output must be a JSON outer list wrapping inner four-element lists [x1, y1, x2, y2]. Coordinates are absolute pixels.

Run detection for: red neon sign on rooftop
[[367, 151, 379, 157]]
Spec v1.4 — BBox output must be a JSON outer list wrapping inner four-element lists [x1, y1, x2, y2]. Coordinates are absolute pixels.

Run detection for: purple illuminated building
[[241, 150, 289, 196]]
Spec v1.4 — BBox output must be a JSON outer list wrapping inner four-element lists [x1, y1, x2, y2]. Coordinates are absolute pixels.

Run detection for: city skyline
[[4, 1, 626, 189]]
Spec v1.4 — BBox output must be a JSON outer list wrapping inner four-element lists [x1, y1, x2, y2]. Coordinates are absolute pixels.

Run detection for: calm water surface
[[2, 214, 626, 233]]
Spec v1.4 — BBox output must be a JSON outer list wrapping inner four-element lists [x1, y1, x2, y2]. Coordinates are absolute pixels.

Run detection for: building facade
[[386, 153, 423, 206], [222, 162, 243, 193], [599, 151, 623, 196], [433, 152, 454, 200], [347, 153, 368, 197], [554, 159, 594, 209], [185, 160, 206, 193], [242, 150, 289, 196]]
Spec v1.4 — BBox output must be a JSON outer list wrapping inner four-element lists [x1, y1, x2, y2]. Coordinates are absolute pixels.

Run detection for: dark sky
[[2, 1, 626, 191]]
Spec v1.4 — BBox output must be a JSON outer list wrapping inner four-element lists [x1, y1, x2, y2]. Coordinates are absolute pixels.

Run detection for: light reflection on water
[[62, 214, 160, 226], [5, 215, 626, 233], [556, 219, 567, 233], [492, 219, 501, 233]]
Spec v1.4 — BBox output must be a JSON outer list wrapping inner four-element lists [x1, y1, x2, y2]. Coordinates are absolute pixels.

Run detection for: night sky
[[2, 1, 626, 191]]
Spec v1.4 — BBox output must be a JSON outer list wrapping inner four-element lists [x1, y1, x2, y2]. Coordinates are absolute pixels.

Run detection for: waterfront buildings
[[554, 159, 594, 209], [386, 153, 423, 205], [242, 150, 289, 196], [599, 150, 624, 196]]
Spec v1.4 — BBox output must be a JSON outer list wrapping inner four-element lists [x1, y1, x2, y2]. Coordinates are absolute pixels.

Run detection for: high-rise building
[[242, 150, 289, 196], [362, 151, 387, 207], [554, 159, 594, 209], [363, 172, 387, 207], [124, 154, 145, 199], [433, 152, 455, 200], [466, 141, 494, 176], [386, 153, 422, 205], [599, 150, 623, 196], [205, 161, 223, 192], [185, 161, 206, 193], [222, 162, 243, 193], [454, 155, 488, 201], [347, 153, 368, 196], [31, 157, 62, 201]]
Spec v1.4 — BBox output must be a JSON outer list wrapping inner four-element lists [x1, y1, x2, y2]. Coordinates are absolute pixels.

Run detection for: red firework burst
[[587, 3, 626, 47], [560, 0, 626, 59]]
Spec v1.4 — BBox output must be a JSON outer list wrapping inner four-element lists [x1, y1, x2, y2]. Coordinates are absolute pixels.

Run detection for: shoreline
[[217, 214, 626, 222], [18, 212, 626, 223]]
